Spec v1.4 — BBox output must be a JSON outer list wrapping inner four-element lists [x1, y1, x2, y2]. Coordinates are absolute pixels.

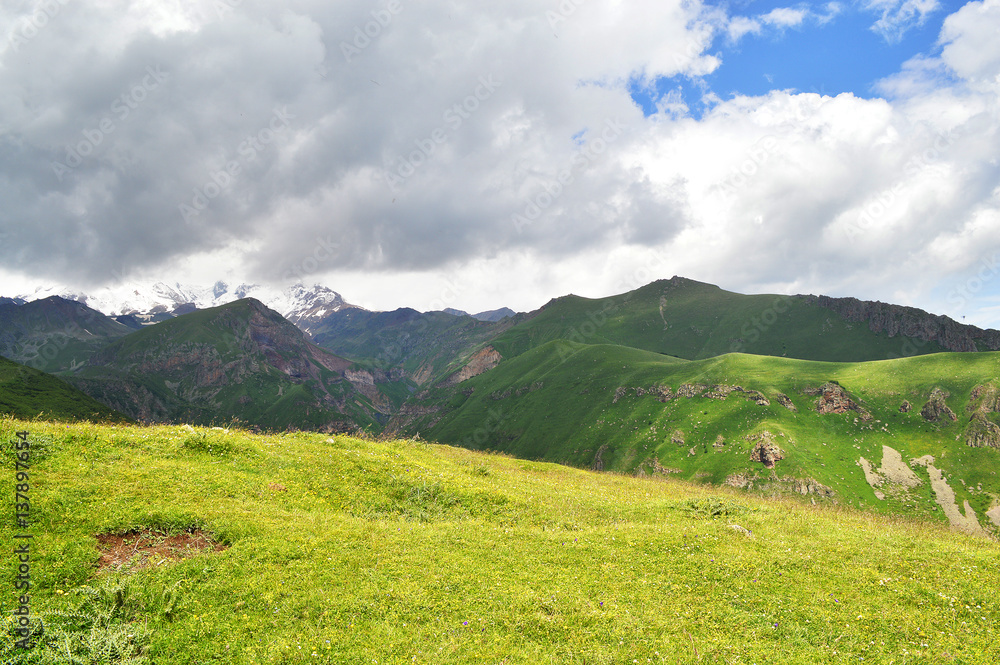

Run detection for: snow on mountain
[[14, 281, 360, 333]]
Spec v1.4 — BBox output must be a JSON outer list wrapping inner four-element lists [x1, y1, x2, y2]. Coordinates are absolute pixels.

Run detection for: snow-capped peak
[[14, 281, 361, 333]]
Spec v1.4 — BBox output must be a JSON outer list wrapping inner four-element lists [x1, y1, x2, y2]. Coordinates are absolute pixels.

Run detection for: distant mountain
[[15, 281, 360, 331], [473, 307, 516, 322], [0, 297, 133, 373], [0, 297, 26, 306], [67, 298, 386, 432], [481, 276, 999, 363], [0, 355, 129, 422], [309, 307, 517, 387], [440, 307, 515, 322]]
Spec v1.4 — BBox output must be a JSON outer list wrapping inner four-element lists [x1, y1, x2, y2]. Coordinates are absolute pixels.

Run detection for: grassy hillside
[[0, 297, 132, 373], [403, 342, 1000, 533], [488, 278, 950, 363], [310, 308, 516, 386], [0, 357, 129, 423], [1, 417, 998, 663], [69, 299, 383, 432]]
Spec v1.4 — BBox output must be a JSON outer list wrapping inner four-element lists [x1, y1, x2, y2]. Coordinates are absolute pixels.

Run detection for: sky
[[1, 0, 999, 327]]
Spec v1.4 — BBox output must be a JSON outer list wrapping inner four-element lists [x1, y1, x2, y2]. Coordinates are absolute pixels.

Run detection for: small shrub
[[673, 496, 754, 519], [0, 575, 150, 664]]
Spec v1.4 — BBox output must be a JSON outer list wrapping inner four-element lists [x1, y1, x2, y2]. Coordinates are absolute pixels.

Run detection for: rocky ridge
[[806, 294, 1000, 352]]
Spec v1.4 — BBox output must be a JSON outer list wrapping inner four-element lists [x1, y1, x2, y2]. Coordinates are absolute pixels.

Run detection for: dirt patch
[[857, 457, 886, 500], [987, 506, 1000, 528], [96, 529, 227, 572], [924, 466, 984, 535], [877, 445, 921, 488]]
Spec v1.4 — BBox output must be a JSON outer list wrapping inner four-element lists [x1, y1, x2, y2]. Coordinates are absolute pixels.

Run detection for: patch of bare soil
[[987, 505, 1000, 528], [922, 465, 985, 536], [96, 529, 227, 572]]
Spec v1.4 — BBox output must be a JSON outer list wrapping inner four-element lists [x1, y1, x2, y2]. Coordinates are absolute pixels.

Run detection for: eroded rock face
[[969, 384, 1000, 413], [775, 393, 797, 412], [807, 382, 870, 420], [724, 472, 833, 497], [592, 444, 609, 471], [965, 413, 1000, 449], [742, 389, 770, 407], [677, 383, 707, 398], [748, 431, 784, 469], [920, 387, 957, 422], [807, 294, 1000, 352], [444, 346, 502, 385]]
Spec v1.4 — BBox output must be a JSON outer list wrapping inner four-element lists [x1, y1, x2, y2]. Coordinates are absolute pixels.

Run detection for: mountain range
[[2, 276, 1000, 534]]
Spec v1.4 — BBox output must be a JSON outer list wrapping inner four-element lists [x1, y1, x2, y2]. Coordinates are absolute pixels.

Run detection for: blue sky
[[630, 0, 964, 116]]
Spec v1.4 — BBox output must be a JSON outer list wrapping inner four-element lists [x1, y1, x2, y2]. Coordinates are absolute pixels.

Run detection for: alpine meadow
[[4, 0, 1000, 662]]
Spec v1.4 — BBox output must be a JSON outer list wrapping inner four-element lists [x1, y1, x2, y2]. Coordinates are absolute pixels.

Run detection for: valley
[[2, 276, 1000, 535]]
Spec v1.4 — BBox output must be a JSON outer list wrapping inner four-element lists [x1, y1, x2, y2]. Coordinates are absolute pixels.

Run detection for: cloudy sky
[[1, 0, 999, 325]]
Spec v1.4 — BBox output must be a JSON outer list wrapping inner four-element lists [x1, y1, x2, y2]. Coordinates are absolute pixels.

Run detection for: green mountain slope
[[2, 418, 998, 663], [488, 277, 962, 363], [310, 307, 518, 386], [0, 296, 133, 372], [68, 299, 385, 431], [401, 341, 1000, 534], [0, 356, 129, 422]]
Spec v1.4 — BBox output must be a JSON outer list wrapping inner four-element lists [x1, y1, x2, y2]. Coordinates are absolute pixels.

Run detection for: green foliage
[[1, 576, 150, 664], [0, 357, 128, 423], [416, 340, 1000, 529], [674, 496, 754, 518]]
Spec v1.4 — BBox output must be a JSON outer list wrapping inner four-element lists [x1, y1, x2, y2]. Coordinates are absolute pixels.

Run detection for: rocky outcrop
[[965, 413, 1000, 449], [592, 444, 609, 471], [741, 389, 770, 407], [899, 400, 911, 413], [442, 346, 502, 385], [805, 294, 1000, 352], [968, 384, 1000, 414], [748, 431, 784, 468], [807, 382, 871, 420], [920, 387, 957, 422], [724, 472, 833, 497], [706, 384, 742, 399], [775, 393, 797, 412], [677, 383, 707, 398], [671, 429, 686, 446]]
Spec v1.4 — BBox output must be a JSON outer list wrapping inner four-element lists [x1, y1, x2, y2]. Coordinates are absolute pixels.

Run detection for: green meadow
[[2, 417, 998, 663], [416, 344, 1000, 528]]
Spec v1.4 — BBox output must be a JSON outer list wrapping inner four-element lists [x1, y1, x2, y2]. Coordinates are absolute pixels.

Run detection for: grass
[[411, 342, 1000, 531], [1, 416, 998, 663], [0, 357, 129, 424], [486, 278, 951, 363]]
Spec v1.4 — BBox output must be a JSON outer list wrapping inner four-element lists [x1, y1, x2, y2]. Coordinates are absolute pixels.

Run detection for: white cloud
[[939, 0, 1000, 90], [865, 0, 941, 43], [727, 16, 761, 43], [726, 4, 833, 45], [1, 0, 999, 329], [761, 7, 809, 28]]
